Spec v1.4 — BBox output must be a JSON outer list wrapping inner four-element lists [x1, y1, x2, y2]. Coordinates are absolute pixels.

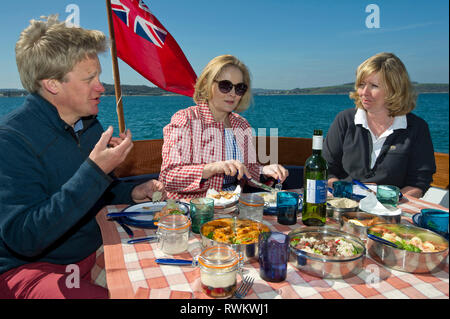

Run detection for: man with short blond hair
[[0, 15, 165, 299]]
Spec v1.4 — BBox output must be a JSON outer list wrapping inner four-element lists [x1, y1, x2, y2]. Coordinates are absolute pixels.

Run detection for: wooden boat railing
[[433, 152, 449, 189], [114, 137, 449, 190]]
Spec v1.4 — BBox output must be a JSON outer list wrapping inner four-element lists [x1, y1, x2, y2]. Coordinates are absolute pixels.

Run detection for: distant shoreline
[[251, 91, 449, 96], [1, 82, 448, 97], [1, 92, 448, 98]]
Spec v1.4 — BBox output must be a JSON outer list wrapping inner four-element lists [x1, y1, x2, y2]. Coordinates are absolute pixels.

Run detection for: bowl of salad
[[288, 226, 366, 279], [367, 223, 449, 273]]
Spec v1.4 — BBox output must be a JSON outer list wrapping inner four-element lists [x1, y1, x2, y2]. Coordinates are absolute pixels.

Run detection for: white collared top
[[354, 108, 407, 168]]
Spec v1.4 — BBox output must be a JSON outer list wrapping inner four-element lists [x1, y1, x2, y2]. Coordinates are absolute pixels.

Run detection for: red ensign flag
[[110, 0, 197, 97]]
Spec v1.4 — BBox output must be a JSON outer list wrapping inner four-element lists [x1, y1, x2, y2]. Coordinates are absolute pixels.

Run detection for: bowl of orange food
[[367, 223, 449, 273], [200, 217, 271, 262]]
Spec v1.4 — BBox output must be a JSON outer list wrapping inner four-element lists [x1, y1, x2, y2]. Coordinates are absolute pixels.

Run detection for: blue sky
[[0, 0, 448, 90]]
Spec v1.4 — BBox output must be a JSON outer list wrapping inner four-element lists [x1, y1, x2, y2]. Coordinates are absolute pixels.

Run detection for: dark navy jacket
[[323, 108, 436, 194], [0, 94, 137, 274]]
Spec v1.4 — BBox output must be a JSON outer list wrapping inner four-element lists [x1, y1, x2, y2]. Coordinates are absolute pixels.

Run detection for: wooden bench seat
[[431, 152, 449, 189], [114, 137, 449, 190]]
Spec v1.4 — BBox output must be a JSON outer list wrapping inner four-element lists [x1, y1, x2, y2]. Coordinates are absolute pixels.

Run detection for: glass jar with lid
[[238, 193, 264, 221], [197, 245, 239, 298], [156, 214, 191, 255]]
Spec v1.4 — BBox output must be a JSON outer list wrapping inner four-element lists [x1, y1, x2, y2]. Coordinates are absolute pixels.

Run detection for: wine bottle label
[[305, 179, 327, 204], [312, 135, 323, 150]]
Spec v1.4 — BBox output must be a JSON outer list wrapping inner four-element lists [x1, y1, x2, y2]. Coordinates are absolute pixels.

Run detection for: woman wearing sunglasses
[[159, 54, 288, 199]]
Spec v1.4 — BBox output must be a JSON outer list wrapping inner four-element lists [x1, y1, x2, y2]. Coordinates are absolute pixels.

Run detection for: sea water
[[1, 93, 448, 153]]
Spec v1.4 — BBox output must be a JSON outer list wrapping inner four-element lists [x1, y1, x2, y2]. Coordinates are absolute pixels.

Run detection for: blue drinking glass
[[190, 197, 214, 234], [258, 232, 290, 282], [376, 185, 400, 207], [420, 209, 449, 238], [332, 181, 353, 198], [277, 191, 299, 225]]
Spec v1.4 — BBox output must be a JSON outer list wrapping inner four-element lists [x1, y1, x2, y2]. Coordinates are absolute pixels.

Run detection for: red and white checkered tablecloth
[[93, 194, 449, 299]]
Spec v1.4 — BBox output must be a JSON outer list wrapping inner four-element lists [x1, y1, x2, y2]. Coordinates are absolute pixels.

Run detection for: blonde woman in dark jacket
[[323, 52, 435, 198]]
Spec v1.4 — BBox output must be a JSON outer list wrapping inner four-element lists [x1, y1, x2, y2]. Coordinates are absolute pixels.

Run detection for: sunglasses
[[214, 80, 248, 96]]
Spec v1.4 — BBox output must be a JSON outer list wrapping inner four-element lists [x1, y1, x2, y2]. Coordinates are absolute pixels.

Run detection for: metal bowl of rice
[[326, 197, 360, 221], [288, 226, 366, 279]]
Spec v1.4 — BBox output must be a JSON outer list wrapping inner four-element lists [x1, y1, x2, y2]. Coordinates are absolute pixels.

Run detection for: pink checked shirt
[[159, 101, 261, 199]]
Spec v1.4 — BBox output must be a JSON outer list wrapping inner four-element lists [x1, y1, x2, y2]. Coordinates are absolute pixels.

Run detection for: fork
[[234, 276, 254, 299], [152, 191, 163, 203], [274, 179, 283, 191]]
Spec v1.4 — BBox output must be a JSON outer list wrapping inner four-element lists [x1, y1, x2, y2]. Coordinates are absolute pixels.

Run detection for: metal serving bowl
[[327, 205, 360, 221], [199, 217, 271, 263], [340, 211, 400, 242], [326, 198, 360, 221], [367, 223, 449, 273], [213, 199, 239, 214], [288, 226, 366, 279]]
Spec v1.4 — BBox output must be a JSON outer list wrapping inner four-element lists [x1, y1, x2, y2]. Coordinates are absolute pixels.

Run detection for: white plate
[[206, 185, 241, 208], [120, 201, 189, 228]]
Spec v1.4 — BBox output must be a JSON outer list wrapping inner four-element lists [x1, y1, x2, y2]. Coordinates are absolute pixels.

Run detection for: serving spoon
[[367, 233, 398, 248]]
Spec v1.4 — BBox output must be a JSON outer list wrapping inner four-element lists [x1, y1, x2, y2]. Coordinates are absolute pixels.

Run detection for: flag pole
[[105, 0, 126, 133]]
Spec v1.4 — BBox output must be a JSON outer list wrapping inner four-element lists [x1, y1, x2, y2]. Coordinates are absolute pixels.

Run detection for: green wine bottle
[[302, 129, 328, 226]]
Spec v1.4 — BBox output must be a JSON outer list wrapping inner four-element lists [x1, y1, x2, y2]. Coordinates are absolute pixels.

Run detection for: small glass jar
[[198, 245, 239, 298], [156, 214, 191, 255], [238, 193, 264, 221]]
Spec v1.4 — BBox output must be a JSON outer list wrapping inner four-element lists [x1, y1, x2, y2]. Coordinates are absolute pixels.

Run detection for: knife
[[127, 236, 158, 244], [352, 179, 377, 195], [107, 211, 155, 218], [115, 219, 134, 238], [155, 258, 194, 266], [245, 176, 278, 193]]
